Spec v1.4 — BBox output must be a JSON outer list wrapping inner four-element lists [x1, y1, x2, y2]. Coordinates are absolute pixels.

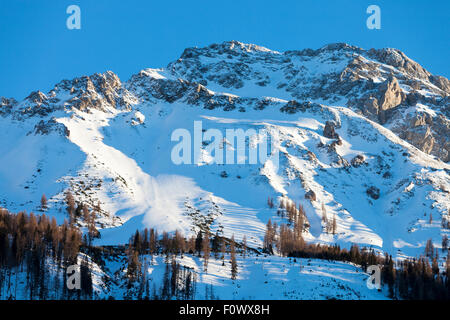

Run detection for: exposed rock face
[[61, 71, 132, 112], [356, 76, 406, 124], [32, 118, 70, 137], [377, 77, 405, 123], [367, 47, 431, 80], [26, 91, 48, 105], [128, 70, 192, 103], [395, 113, 450, 162], [403, 126, 435, 154], [280, 100, 313, 114], [366, 186, 380, 200], [430, 75, 450, 94], [0, 97, 17, 115], [11, 71, 136, 119], [351, 155, 366, 167]]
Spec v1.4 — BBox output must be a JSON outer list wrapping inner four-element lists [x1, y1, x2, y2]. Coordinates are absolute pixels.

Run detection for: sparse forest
[[263, 213, 450, 300]]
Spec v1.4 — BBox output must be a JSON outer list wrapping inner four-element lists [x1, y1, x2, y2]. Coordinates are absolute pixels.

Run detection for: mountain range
[[0, 40, 449, 299]]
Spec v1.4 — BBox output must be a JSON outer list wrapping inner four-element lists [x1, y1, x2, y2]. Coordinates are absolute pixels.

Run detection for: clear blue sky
[[0, 0, 448, 99]]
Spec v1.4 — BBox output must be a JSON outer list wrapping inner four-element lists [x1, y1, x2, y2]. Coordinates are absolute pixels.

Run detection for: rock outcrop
[[4, 41, 449, 162]]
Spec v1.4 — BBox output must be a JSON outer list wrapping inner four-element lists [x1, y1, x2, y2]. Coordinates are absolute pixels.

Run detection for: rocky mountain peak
[[25, 90, 48, 105], [367, 47, 431, 80], [179, 40, 278, 61]]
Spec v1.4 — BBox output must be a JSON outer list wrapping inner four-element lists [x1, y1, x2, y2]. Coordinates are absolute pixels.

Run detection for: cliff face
[[167, 41, 449, 162]]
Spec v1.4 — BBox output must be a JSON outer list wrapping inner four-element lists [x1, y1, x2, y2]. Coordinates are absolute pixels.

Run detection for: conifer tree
[[212, 231, 220, 259], [174, 230, 185, 256], [149, 228, 157, 256], [432, 257, 439, 277], [263, 219, 275, 254], [195, 231, 203, 257], [203, 232, 210, 272], [442, 235, 448, 252], [242, 235, 247, 259], [230, 235, 238, 280], [321, 203, 328, 231], [331, 214, 337, 235], [65, 191, 75, 226], [187, 235, 196, 254], [425, 239, 434, 258], [220, 240, 226, 266], [267, 197, 274, 209]]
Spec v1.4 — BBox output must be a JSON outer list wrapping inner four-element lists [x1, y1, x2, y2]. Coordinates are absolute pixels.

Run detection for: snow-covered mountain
[[0, 40, 449, 265]]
